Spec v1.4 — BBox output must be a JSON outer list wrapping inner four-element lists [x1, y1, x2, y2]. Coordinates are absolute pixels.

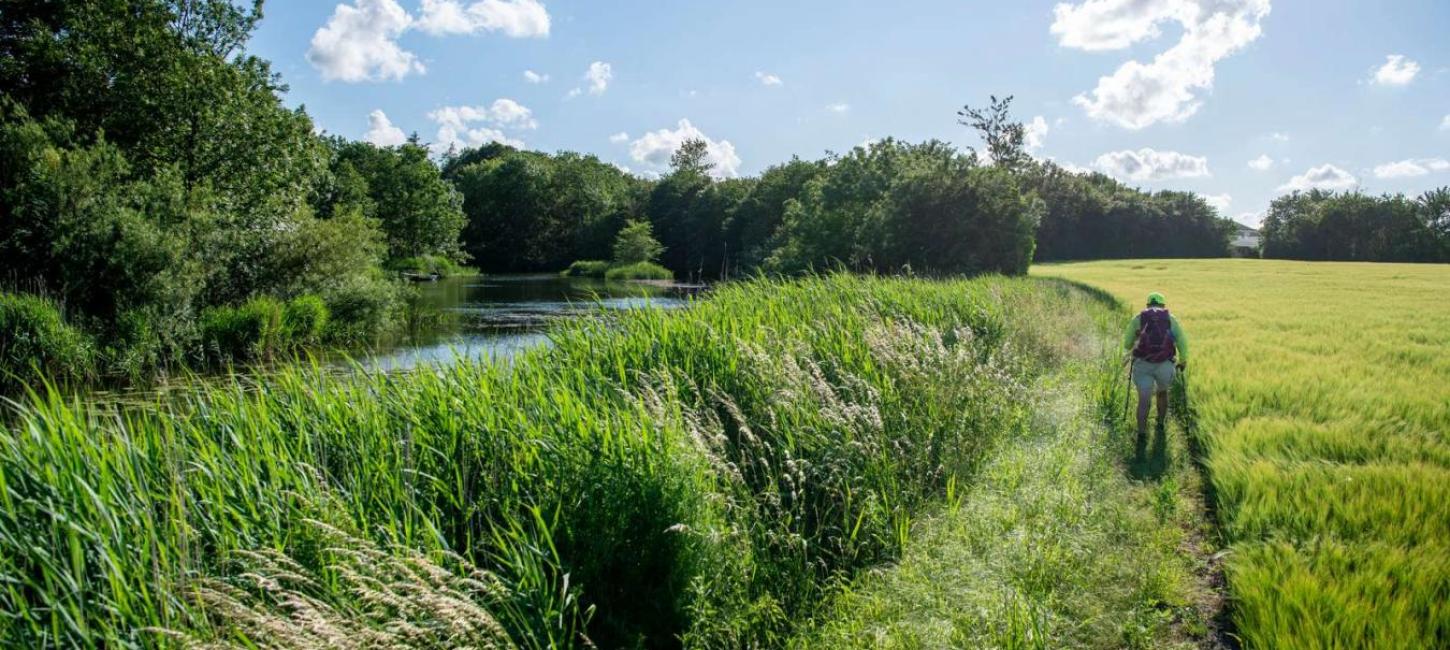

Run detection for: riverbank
[[0, 274, 1118, 648]]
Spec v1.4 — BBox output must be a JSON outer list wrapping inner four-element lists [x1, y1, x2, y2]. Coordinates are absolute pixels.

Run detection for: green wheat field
[[1040, 259, 1450, 648]]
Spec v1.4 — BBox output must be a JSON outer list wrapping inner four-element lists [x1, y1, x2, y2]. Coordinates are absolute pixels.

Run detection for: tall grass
[[1038, 259, 1450, 648], [0, 275, 1110, 647]]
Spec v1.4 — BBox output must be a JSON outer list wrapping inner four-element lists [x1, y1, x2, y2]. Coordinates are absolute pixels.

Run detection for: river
[[75, 275, 692, 406], [358, 274, 693, 371]]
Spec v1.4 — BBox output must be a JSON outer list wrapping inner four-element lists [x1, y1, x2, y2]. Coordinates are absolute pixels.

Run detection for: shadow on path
[[1128, 423, 1170, 481]]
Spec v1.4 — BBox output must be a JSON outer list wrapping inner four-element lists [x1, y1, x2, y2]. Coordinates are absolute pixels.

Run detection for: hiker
[[1124, 292, 1188, 437]]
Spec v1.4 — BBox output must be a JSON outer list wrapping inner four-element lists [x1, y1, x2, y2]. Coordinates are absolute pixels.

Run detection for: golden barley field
[[1037, 259, 1450, 648]]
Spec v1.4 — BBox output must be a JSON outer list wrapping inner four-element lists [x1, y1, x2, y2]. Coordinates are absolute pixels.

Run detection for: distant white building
[[1231, 222, 1261, 256]]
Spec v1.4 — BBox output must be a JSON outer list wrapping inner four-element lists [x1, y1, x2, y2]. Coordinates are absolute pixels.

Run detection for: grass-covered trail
[[796, 348, 1222, 648]]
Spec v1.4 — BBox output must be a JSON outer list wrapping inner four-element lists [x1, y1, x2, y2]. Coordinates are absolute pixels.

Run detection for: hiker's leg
[[1136, 386, 1153, 434], [1155, 390, 1169, 424]]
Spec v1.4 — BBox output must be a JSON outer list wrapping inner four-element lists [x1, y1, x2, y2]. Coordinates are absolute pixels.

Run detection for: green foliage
[[321, 140, 466, 262], [199, 294, 331, 360], [603, 261, 673, 281], [766, 139, 1040, 275], [0, 292, 93, 390], [282, 295, 330, 345], [0, 3, 416, 386], [611, 219, 665, 265], [1022, 163, 1233, 261], [726, 158, 826, 270], [0, 275, 1110, 647], [958, 95, 1031, 172], [385, 255, 471, 277], [449, 148, 641, 272], [562, 260, 611, 278], [1259, 189, 1448, 262], [199, 296, 285, 361]]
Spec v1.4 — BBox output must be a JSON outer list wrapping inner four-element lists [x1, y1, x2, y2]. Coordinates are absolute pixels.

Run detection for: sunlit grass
[[0, 274, 1114, 647], [1037, 259, 1450, 648]]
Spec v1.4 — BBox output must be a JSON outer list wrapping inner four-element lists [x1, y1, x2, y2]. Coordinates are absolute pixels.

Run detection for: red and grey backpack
[[1133, 308, 1176, 363]]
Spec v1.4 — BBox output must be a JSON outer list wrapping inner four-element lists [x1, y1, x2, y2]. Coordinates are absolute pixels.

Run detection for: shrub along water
[[603, 261, 674, 281], [0, 292, 94, 392], [198, 295, 334, 363], [0, 275, 1111, 648]]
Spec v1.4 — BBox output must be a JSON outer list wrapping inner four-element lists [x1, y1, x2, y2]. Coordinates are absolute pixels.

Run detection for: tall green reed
[[0, 275, 1108, 648]]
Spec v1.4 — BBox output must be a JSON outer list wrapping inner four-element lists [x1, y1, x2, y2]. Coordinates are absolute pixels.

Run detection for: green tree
[[958, 95, 1029, 172], [448, 146, 641, 272], [612, 220, 665, 265], [324, 140, 466, 261]]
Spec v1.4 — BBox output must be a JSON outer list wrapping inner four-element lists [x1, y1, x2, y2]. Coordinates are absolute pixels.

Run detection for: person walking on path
[[1124, 292, 1189, 437]]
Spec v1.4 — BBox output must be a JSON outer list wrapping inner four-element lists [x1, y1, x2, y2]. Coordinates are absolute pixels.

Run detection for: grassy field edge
[[793, 301, 1224, 648]]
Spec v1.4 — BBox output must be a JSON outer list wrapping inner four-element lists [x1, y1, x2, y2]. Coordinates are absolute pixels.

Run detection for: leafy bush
[[385, 255, 470, 277], [283, 295, 330, 344], [0, 292, 93, 391], [322, 274, 402, 342], [200, 297, 286, 361], [562, 260, 610, 277], [612, 219, 665, 265], [604, 261, 674, 281]]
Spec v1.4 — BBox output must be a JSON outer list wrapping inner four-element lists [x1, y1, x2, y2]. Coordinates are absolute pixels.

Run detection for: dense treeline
[[1024, 164, 1233, 261], [443, 126, 1231, 280], [0, 1, 466, 386], [1260, 189, 1450, 262]]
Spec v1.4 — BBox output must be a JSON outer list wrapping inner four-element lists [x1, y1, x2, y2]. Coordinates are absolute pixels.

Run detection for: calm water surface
[[359, 274, 692, 371]]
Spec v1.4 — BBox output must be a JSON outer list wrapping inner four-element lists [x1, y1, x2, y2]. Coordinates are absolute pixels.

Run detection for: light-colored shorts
[[1132, 359, 1177, 394]]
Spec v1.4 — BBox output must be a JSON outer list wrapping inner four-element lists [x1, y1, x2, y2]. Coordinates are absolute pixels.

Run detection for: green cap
[[1147, 292, 1166, 306]]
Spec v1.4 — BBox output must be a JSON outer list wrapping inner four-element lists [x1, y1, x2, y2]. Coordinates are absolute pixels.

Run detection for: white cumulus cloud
[[609, 132, 630, 144], [308, 0, 422, 82], [585, 62, 613, 95], [1279, 164, 1358, 192], [523, 69, 549, 83], [1439, 115, 1450, 131], [1203, 193, 1231, 213], [1373, 158, 1449, 179], [1371, 54, 1420, 86], [1247, 154, 1274, 171], [309, 0, 551, 83], [1054, 0, 1272, 129], [364, 109, 409, 146], [630, 119, 742, 179], [427, 99, 536, 153], [1024, 115, 1050, 152], [568, 61, 612, 98], [755, 71, 784, 87], [1094, 148, 1210, 181], [826, 103, 851, 114], [416, 0, 550, 37]]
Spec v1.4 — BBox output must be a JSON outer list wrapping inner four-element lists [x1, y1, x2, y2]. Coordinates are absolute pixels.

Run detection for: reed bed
[[1038, 259, 1450, 648], [0, 275, 1110, 648]]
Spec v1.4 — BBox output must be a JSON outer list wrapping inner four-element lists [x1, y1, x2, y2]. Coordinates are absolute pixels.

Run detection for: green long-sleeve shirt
[[1123, 310, 1189, 363]]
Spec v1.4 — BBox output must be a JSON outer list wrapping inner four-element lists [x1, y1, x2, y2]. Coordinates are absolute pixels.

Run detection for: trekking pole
[[1121, 355, 1133, 423]]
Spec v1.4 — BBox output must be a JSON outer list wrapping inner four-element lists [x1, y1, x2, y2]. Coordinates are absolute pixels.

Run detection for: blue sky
[[249, 0, 1449, 225]]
